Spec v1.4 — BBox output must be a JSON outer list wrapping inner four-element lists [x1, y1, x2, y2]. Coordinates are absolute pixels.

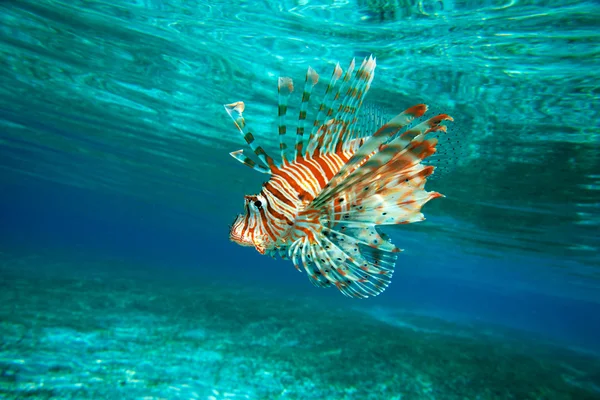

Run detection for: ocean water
[[1, 0, 599, 399]]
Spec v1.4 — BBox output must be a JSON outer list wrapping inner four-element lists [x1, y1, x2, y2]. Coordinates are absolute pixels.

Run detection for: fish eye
[[254, 200, 262, 208]]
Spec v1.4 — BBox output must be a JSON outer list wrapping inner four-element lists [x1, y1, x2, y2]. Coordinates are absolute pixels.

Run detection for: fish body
[[226, 56, 453, 298]]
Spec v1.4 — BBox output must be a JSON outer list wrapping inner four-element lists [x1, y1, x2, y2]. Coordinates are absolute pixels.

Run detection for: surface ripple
[[0, 0, 598, 282]]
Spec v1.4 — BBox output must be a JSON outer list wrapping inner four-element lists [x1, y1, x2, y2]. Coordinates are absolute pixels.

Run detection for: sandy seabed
[[1, 252, 599, 400]]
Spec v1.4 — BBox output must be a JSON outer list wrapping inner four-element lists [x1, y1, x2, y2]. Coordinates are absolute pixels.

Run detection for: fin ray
[[295, 67, 319, 160], [288, 225, 397, 298], [229, 149, 271, 174], [311, 104, 433, 209], [277, 77, 294, 163], [224, 102, 276, 170], [307, 62, 343, 154]]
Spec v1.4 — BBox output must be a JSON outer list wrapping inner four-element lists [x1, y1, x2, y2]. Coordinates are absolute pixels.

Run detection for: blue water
[[1, 0, 600, 398]]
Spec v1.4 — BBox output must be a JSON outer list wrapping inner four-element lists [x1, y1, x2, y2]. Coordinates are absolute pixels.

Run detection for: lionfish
[[226, 55, 454, 298]]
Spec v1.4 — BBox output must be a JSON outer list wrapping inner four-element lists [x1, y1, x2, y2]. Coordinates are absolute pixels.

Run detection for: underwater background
[[1, 0, 599, 399]]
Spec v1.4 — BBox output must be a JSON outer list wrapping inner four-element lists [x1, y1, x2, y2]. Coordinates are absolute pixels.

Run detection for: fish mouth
[[229, 213, 268, 254], [229, 231, 267, 255], [229, 214, 250, 246], [229, 233, 253, 247]]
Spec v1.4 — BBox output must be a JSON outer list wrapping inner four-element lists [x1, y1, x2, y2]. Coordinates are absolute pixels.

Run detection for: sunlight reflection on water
[[0, 0, 598, 282]]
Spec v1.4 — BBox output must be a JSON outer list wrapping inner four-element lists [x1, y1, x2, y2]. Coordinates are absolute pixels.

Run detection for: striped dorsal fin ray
[[354, 104, 387, 146], [229, 149, 271, 174], [277, 77, 293, 164], [224, 101, 276, 172], [294, 67, 319, 161], [307, 62, 343, 154], [318, 58, 357, 155], [311, 104, 428, 208], [306, 56, 376, 157], [337, 56, 377, 152], [319, 113, 454, 205], [306, 59, 356, 157]]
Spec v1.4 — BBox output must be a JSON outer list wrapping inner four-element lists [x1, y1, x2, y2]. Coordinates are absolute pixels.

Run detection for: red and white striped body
[[226, 55, 454, 298], [230, 150, 354, 254]]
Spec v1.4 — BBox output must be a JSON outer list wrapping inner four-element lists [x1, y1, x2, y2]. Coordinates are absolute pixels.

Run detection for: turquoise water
[[1, 0, 600, 399]]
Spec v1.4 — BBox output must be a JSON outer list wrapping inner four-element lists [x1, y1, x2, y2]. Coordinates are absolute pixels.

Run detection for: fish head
[[229, 194, 272, 255]]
